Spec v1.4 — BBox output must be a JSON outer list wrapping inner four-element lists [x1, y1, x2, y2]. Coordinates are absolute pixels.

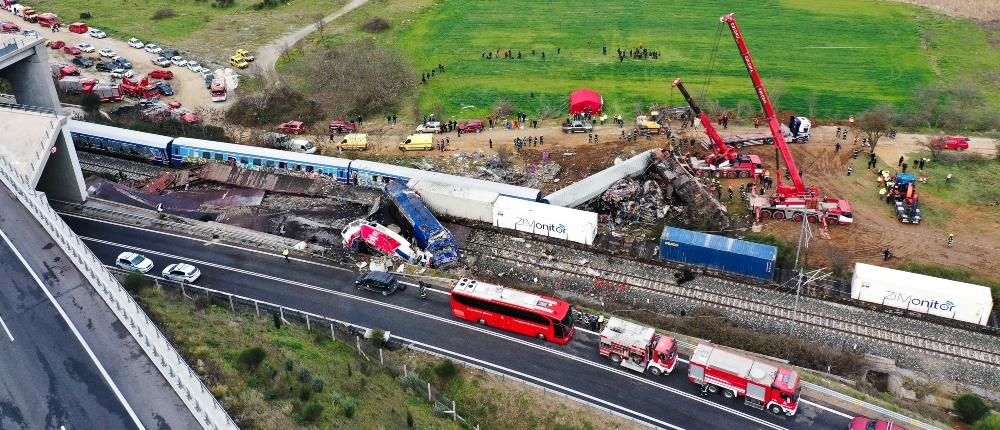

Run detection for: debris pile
[[600, 178, 667, 224], [650, 149, 731, 230]]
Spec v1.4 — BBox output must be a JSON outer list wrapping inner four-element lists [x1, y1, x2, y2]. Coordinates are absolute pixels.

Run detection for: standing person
[[847, 165, 854, 176], [727, 184, 733, 200], [489, 138, 493, 149], [722, 114, 728, 130], [834, 142, 841, 153], [947, 233, 955, 248], [919, 158, 926, 170], [898, 156, 904, 167], [901, 162, 907, 173], [883, 248, 892, 261], [753, 117, 760, 129], [282, 248, 290, 261]]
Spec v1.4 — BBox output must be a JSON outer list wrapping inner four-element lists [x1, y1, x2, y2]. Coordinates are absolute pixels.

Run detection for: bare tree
[[805, 93, 818, 119], [856, 104, 898, 152], [735, 100, 752, 120], [923, 134, 945, 159], [279, 41, 292, 64], [766, 81, 785, 112], [492, 98, 516, 119], [314, 13, 326, 37]]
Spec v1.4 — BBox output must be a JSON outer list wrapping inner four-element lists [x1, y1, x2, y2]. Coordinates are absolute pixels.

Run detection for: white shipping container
[[408, 180, 499, 223], [851, 263, 994, 325], [492, 196, 598, 245]]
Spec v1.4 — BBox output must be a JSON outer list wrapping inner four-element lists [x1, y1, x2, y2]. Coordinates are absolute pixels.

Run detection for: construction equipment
[[599, 318, 678, 376], [672, 78, 763, 179], [885, 172, 920, 224], [721, 13, 852, 226]]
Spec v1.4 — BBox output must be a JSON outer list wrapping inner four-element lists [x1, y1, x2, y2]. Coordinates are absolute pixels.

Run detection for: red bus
[[449, 278, 574, 344]]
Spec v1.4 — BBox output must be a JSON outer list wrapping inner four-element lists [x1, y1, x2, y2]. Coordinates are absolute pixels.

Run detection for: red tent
[[569, 88, 603, 115]]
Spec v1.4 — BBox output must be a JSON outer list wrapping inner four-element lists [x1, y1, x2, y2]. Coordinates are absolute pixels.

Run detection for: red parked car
[[457, 119, 484, 133], [850, 416, 907, 430], [328, 119, 356, 133], [148, 69, 174, 80], [49, 40, 65, 50], [930, 136, 970, 151], [63, 45, 82, 55], [2, 22, 21, 34], [277, 120, 306, 134]]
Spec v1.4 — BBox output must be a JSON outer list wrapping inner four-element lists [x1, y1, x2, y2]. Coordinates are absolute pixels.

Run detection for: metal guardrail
[[0, 155, 238, 430]]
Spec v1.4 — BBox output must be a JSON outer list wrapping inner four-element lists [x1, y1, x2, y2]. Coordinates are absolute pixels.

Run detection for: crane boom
[[720, 13, 806, 194], [672, 78, 737, 164]]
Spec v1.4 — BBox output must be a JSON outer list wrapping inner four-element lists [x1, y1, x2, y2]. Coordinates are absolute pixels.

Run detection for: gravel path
[[256, 0, 370, 74]]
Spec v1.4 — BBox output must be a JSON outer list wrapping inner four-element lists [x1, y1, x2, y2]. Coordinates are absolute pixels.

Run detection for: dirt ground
[[741, 125, 999, 280], [4, 10, 224, 112]]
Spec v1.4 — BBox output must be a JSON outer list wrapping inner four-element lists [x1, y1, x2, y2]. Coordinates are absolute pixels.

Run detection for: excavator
[[721, 13, 853, 226], [672, 78, 764, 179]]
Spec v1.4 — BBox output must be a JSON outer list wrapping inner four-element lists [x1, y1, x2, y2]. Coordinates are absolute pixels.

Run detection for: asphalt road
[[64, 214, 859, 430], [0, 233, 136, 430]]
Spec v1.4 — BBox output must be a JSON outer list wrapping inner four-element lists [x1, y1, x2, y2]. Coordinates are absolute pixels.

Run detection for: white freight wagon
[[851, 263, 994, 325], [492, 196, 598, 245], [408, 179, 498, 224]]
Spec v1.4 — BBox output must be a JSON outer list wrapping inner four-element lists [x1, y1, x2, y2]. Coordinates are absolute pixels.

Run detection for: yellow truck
[[636, 115, 662, 133], [398, 133, 434, 151], [337, 133, 369, 151]]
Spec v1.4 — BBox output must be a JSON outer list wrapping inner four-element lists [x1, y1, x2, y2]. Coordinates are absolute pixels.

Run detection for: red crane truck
[[672, 78, 763, 179], [721, 13, 853, 226], [598, 318, 678, 376], [688, 343, 801, 416]]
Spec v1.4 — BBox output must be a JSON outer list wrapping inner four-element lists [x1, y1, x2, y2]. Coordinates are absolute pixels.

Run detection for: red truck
[[328, 119, 356, 133], [58, 76, 121, 102], [68, 22, 88, 34], [457, 119, 484, 133], [1, 21, 19, 34], [278, 120, 306, 134], [50, 63, 80, 78], [599, 318, 677, 376], [688, 343, 801, 416], [930, 136, 970, 151], [36, 12, 59, 28]]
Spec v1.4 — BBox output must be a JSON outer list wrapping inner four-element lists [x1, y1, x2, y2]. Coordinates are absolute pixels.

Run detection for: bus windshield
[[553, 306, 573, 338]]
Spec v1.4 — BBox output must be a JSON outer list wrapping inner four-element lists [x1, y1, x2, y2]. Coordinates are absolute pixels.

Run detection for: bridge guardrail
[[0, 155, 238, 430]]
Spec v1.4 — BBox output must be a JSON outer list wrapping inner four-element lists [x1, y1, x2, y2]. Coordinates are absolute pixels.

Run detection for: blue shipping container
[[659, 227, 777, 280]]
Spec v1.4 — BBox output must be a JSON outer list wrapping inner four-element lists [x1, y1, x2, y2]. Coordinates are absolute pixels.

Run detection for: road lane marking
[[800, 399, 854, 419], [0, 228, 146, 430], [0, 314, 13, 341], [82, 235, 791, 430]]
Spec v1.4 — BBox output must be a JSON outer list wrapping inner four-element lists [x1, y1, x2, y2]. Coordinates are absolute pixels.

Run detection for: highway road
[[0, 231, 137, 429], [64, 213, 862, 430]]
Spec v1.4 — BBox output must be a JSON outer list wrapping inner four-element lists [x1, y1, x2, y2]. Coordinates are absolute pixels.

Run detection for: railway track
[[462, 237, 1000, 368], [77, 158, 159, 181]]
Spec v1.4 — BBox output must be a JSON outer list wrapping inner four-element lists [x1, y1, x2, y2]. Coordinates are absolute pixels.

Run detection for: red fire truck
[[450, 278, 574, 345], [687, 343, 801, 416], [599, 318, 677, 376]]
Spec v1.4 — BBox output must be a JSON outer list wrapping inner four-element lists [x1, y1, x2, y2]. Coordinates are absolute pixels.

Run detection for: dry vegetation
[[888, 0, 1000, 21]]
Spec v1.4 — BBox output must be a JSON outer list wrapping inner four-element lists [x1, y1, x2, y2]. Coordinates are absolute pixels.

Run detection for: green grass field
[[322, 0, 1000, 121]]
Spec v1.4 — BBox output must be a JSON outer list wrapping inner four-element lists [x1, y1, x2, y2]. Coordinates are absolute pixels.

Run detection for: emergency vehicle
[[598, 318, 677, 376], [687, 343, 801, 416]]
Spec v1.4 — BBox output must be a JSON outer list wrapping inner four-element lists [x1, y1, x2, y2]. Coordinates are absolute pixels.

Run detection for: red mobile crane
[[721, 13, 853, 225], [672, 78, 763, 179]]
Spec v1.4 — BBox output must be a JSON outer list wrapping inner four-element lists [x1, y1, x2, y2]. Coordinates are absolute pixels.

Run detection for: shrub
[[311, 377, 324, 393], [122, 271, 151, 294], [955, 393, 991, 424], [343, 400, 356, 418], [285, 358, 293, 371], [236, 346, 267, 372], [973, 414, 1000, 430], [361, 16, 391, 33], [80, 93, 101, 114], [434, 359, 458, 383], [330, 391, 341, 405], [298, 386, 312, 401], [297, 368, 312, 384], [301, 402, 323, 423], [226, 83, 324, 126], [369, 329, 385, 347], [151, 8, 177, 20], [272, 312, 282, 329]]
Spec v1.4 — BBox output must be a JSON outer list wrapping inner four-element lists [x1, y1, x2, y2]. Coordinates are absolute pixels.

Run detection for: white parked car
[[88, 29, 107, 39], [144, 44, 162, 54], [127, 38, 144, 49], [185, 61, 201, 72], [98, 48, 116, 58], [77, 43, 95, 53], [416, 121, 442, 133], [111, 68, 134, 79], [116, 252, 154, 273], [161, 263, 201, 283], [170, 56, 187, 67], [152, 57, 171, 67]]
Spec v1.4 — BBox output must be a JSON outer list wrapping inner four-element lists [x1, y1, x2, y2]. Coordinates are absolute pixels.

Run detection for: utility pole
[[789, 213, 812, 335]]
